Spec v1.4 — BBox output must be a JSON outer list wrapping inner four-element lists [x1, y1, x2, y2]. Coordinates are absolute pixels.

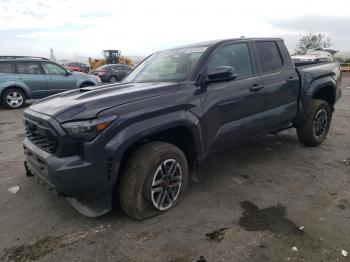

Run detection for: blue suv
[[0, 56, 102, 109]]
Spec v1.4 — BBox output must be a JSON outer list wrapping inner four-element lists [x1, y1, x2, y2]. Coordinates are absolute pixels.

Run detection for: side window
[[255, 41, 283, 74], [41, 62, 67, 75], [16, 62, 42, 74], [207, 43, 253, 79], [0, 62, 15, 73]]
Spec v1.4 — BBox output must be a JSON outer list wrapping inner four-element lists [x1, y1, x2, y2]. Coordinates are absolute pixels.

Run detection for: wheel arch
[[1, 84, 31, 100], [295, 76, 336, 125], [312, 85, 336, 107], [79, 81, 95, 88], [104, 111, 204, 185]]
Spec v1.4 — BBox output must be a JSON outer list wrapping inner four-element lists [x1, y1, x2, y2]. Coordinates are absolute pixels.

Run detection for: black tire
[[80, 82, 94, 88], [297, 99, 332, 146], [109, 76, 118, 83], [118, 141, 189, 220], [2, 88, 26, 109]]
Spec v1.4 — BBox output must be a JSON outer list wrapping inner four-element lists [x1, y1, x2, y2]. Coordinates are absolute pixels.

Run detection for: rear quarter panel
[[295, 62, 341, 123]]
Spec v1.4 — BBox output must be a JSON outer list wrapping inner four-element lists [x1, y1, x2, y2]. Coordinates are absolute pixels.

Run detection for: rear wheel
[[118, 142, 189, 220], [2, 88, 26, 109], [297, 99, 332, 146], [109, 76, 118, 83]]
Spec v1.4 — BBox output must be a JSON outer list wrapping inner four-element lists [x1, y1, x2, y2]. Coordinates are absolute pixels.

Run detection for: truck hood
[[28, 82, 179, 122]]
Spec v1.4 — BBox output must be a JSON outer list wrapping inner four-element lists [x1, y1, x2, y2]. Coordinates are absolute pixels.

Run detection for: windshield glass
[[123, 46, 207, 83]]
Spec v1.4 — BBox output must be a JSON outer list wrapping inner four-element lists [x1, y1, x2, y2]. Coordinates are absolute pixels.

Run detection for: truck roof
[[164, 37, 284, 50]]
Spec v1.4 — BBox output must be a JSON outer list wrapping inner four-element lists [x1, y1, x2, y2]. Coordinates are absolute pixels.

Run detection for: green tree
[[295, 33, 332, 55]]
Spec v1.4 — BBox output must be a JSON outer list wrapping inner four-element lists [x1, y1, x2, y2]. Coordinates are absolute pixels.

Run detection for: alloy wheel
[[313, 108, 328, 138], [6, 91, 24, 108], [150, 159, 182, 211]]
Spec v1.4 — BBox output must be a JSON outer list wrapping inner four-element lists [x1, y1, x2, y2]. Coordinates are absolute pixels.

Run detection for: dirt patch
[[206, 228, 229, 242], [2, 236, 64, 262], [336, 197, 350, 210], [239, 201, 304, 236], [1, 226, 110, 262]]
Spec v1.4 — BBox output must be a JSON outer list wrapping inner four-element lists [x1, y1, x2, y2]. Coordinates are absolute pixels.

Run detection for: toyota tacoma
[[23, 38, 342, 219]]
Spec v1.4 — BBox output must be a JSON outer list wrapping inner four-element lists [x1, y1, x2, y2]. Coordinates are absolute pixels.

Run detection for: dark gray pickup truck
[[22, 38, 342, 219]]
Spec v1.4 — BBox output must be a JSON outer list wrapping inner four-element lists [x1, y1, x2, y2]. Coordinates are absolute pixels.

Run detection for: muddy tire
[[118, 141, 189, 220], [2, 88, 26, 109], [297, 99, 332, 146]]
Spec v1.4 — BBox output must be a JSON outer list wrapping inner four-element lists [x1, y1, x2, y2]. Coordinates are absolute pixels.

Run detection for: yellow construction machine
[[88, 50, 133, 71]]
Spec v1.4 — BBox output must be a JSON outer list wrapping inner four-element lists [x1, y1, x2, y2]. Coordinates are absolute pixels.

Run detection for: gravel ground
[[0, 73, 350, 262]]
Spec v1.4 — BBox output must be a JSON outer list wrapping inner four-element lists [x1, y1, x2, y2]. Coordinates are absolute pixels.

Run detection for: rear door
[[0, 61, 16, 81], [15, 61, 48, 98], [41, 62, 77, 95], [200, 41, 265, 151], [111, 65, 129, 80], [254, 41, 299, 131]]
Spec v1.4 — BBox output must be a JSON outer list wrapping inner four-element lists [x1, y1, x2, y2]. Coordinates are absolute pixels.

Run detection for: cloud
[[1, 0, 350, 59], [267, 15, 350, 50], [268, 15, 350, 36]]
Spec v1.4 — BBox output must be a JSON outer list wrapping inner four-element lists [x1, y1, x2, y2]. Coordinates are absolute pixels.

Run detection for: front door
[[200, 42, 265, 152], [41, 62, 77, 95]]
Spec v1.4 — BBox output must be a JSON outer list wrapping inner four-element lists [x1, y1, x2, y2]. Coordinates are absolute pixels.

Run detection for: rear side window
[[16, 62, 42, 74], [255, 41, 283, 74], [0, 62, 15, 73], [41, 62, 67, 75], [207, 43, 253, 79]]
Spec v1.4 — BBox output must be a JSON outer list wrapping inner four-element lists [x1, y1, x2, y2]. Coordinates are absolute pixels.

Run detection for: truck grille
[[24, 118, 58, 154]]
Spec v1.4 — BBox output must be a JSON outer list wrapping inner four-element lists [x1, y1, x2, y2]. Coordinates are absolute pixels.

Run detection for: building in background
[[50, 48, 56, 61]]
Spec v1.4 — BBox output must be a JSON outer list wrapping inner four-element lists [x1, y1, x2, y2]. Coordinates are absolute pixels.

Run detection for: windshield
[[123, 46, 207, 83]]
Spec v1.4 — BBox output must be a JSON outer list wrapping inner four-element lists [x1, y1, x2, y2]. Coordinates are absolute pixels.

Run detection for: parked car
[[0, 56, 101, 109], [23, 38, 342, 219], [92, 64, 132, 83], [66, 62, 90, 73]]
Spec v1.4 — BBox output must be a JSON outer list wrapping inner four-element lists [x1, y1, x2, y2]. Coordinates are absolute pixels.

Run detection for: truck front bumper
[[23, 138, 113, 217]]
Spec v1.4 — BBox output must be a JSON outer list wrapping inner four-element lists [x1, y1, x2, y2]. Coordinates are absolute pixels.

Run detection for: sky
[[0, 0, 350, 60]]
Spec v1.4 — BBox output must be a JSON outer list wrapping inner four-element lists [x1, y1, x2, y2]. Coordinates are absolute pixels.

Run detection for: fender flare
[[104, 110, 204, 182], [295, 75, 336, 125]]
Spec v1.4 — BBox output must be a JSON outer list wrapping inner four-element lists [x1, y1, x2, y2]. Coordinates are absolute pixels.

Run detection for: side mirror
[[205, 66, 237, 84], [66, 70, 72, 76]]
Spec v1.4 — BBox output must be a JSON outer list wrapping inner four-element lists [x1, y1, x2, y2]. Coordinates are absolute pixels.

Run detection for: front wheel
[[118, 142, 189, 220], [80, 83, 95, 88], [297, 99, 332, 146]]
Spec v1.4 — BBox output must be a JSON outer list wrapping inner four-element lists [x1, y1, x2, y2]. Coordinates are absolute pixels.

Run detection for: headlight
[[62, 115, 117, 141]]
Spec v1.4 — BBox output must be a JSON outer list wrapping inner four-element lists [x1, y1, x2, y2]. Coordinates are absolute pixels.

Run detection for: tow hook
[[24, 161, 33, 177]]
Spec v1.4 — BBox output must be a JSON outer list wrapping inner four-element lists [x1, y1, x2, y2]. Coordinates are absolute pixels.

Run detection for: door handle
[[286, 77, 298, 83], [249, 84, 264, 92]]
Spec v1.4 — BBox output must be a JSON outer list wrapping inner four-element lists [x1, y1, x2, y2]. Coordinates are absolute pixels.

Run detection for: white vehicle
[[292, 48, 339, 64]]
